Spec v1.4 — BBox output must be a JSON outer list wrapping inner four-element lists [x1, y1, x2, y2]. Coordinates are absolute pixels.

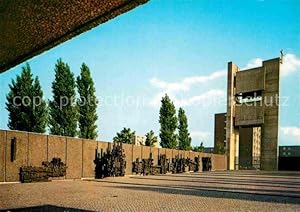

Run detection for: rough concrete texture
[[0, 130, 227, 182], [28, 133, 47, 167], [236, 67, 265, 93], [47, 135, 66, 163], [165, 149, 173, 161], [82, 139, 97, 178], [66, 138, 82, 179], [122, 143, 133, 175], [150, 147, 159, 165], [142, 146, 151, 159], [5, 131, 28, 182], [132, 145, 142, 161], [0, 0, 149, 72], [158, 148, 166, 156], [214, 113, 226, 151], [227, 58, 280, 171], [0, 130, 5, 182]]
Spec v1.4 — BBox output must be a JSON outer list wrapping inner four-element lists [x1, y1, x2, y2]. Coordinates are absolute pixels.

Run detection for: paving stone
[[0, 171, 299, 211]]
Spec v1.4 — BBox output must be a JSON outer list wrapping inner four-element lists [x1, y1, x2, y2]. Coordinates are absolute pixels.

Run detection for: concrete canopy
[[0, 0, 148, 73]]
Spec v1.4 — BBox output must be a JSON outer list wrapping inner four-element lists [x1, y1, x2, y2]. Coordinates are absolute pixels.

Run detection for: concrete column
[[261, 58, 280, 170], [226, 62, 239, 170]]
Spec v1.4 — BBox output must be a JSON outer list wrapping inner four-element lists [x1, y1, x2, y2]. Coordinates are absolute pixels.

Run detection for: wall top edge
[[0, 129, 111, 143], [0, 129, 227, 157]]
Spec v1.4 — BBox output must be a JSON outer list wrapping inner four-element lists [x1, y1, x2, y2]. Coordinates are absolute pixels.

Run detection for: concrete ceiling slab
[[0, 0, 148, 73]]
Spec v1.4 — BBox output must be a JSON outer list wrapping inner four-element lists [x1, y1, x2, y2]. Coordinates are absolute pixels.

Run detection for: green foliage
[[214, 143, 226, 154], [113, 128, 135, 144], [145, 130, 158, 147], [48, 59, 78, 137], [77, 63, 98, 139], [193, 142, 205, 152], [6, 63, 47, 133], [159, 94, 177, 148], [177, 107, 192, 150]]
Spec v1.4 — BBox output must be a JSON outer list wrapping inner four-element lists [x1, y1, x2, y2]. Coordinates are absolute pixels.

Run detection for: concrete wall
[[236, 67, 265, 93], [151, 147, 159, 165], [132, 145, 142, 161], [5, 131, 29, 182], [239, 128, 253, 168], [28, 133, 47, 167], [226, 62, 239, 170], [214, 113, 226, 151], [142, 146, 151, 160], [189, 151, 197, 160], [66, 138, 82, 179], [82, 139, 97, 178], [235, 104, 264, 126], [48, 135, 66, 164], [122, 143, 133, 175], [0, 130, 5, 182], [165, 148, 173, 161], [211, 154, 227, 171], [261, 58, 280, 170], [0, 129, 227, 182]]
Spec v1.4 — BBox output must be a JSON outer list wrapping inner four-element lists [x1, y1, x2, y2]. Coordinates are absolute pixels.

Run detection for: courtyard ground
[[0, 171, 299, 211]]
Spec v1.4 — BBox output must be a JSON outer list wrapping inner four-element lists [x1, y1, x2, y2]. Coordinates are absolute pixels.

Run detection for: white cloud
[[150, 78, 188, 92], [281, 54, 300, 76], [190, 131, 210, 142], [150, 70, 226, 93], [243, 53, 300, 77], [181, 70, 226, 88], [149, 70, 226, 107], [281, 127, 300, 140], [244, 58, 263, 69], [174, 89, 225, 107], [149, 89, 225, 107]]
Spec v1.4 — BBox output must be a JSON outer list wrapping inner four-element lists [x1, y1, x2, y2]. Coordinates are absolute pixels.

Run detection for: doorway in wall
[[238, 126, 261, 170]]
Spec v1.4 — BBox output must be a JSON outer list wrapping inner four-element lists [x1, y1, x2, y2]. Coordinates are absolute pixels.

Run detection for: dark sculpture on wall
[[132, 153, 161, 175], [202, 157, 212, 171], [11, 137, 17, 162], [133, 154, 203, 175], [20, 158, 67, 183], [94, 142, 126, 179]]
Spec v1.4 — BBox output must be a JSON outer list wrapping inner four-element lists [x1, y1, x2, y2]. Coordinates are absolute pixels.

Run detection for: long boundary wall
[[0, 129, 227, 182]]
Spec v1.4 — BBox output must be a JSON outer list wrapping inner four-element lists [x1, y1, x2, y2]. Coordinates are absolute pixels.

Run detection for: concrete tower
[[226, 58, 280, 171]]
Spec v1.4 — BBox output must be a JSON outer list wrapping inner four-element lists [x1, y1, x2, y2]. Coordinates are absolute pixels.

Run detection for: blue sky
[[0, 0, 300, 147]]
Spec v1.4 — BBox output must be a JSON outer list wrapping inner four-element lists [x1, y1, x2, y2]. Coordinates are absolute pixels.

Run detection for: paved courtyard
[[0, 171, 300, 211]]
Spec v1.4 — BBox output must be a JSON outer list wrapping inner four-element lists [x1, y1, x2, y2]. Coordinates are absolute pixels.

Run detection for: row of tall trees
[[112, 94, 193, 150], [6, 59, 98, 139], [159, 94, 192, 150], [6, 62, 201, 149]]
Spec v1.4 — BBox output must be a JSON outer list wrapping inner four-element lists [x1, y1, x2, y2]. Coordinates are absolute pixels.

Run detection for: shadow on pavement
[[1, 204, 93, 212], [98, 180, 300, 205], [129, 176, 300, 188]]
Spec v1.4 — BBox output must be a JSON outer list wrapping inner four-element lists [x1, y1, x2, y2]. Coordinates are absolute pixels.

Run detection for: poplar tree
[[48, 59, 77, 137], [178, 107, 192, 150], [77, 63, 98, 139], [159, 94, 177, 148], [6, 63, 47, 133]]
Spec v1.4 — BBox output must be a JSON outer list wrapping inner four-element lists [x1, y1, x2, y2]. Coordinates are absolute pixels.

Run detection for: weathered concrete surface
[[0, 0, 149, 72], [0, 129, 227, 182], [226, 58, 280, 171], [214, 113, 226, 151]]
